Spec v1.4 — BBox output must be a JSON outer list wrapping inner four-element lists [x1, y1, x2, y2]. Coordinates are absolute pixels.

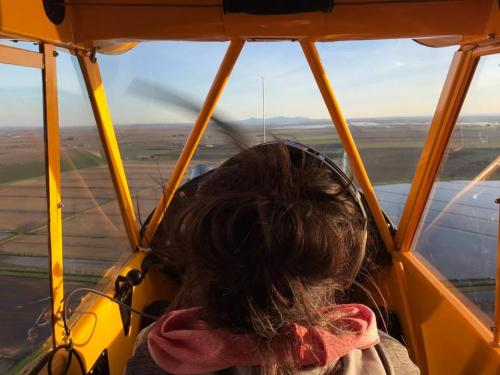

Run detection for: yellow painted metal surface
[[473, 41, 500, 58], [0, 1, 77, 49], [395, 49, 479, 252], [78, 55, 140, 250], [66, 0, 492, 46], [0, 0, 498, 53], [225, 0, 490, 42], [41, 43, 65, 347], [401, 252, 500, 374], [141, 39, 244, 247], [54, 252, 178, 374], [391, 256, 428, 373], [0, 43, 43, 68]]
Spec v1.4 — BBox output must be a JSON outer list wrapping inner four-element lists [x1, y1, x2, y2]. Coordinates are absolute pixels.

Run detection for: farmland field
[[0, 117, 499, 373]]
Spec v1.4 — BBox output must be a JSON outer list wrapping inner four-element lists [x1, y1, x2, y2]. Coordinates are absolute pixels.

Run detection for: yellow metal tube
[[141, 40, 245, 247], [0, 44, 43, 68], [395, 50, 478, 252], [78, 55, 140, 250], [495, 198, 500, 347], [300, 41, 394, 251], [472, 41, 500, 58], [41, 43, 65, 346]]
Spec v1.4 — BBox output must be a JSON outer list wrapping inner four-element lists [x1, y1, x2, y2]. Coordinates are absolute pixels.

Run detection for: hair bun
[[170, 143, 368, 338]]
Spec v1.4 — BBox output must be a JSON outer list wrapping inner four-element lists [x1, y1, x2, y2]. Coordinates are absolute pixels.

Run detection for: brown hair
[[155, 142, 370, 374]]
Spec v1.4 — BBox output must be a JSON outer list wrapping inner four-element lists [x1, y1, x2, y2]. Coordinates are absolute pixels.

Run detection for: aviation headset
[[277, 139, 368, 228], [265, 139, 369, 270]]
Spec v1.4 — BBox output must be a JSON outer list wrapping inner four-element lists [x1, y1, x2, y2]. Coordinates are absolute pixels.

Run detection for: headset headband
[[262, 139, 368, 232]]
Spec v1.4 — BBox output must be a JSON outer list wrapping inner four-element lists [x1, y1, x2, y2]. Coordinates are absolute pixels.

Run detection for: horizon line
[[1, 113, 500, 129]]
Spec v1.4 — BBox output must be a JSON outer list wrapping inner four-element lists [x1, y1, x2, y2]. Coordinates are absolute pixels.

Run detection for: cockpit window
[[413, 53, 500, 324], [57, 52, 132, 316], [0, 39, 39, 52], [98, 42, 228, 223], [99, 41, 340, 223], [99, 40, 454, 231], [0, 62, 51, 373], [318, 40, 455, 225]]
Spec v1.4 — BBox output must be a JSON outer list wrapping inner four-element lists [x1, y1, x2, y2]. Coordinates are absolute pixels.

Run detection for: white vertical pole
[[262, 76, 266, 142]]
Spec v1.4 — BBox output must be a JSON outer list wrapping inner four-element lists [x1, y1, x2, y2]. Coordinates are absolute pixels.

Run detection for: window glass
[[0, 64, 50, 373], [319, 40, 455, 224], [0, 39, 40, 52], [57, 52, 131, 308], [414, 54, 500, 322], [99, 42, 338, 224], [193, 42, 343, 177], [99, 40, 454, 228], [98, 42, 228, 223]]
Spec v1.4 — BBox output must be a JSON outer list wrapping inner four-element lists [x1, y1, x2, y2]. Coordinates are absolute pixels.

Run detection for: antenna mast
[[261, 76, 266, 142]]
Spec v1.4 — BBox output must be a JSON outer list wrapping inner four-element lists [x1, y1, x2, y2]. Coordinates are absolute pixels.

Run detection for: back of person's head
[[168, 142, 370, 373]]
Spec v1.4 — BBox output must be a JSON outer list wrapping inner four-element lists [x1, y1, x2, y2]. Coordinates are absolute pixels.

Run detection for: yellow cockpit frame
[[1, 1, 500, 374]]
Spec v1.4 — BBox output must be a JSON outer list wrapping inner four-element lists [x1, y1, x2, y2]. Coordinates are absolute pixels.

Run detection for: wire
[[47, 343, 86, 375], [63, 287, 160, 337], [43, 286, 159, 374]]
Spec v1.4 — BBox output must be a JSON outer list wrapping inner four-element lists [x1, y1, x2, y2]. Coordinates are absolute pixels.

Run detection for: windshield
[[97, 40, 454, 228]]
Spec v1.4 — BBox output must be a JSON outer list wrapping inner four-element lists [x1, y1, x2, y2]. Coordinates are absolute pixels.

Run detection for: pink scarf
[[148, 304, 379, 375]]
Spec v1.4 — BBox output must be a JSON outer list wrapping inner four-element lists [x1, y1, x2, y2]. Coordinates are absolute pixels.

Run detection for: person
[[126, 141, 419, 375]]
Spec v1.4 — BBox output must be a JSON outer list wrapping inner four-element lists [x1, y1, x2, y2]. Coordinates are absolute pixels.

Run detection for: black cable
[[47, 343, 85, 375], [41, 284, 162, 374], [72, 348, 86, 375], [43, 286, 160, 374], [47, 345, 66, 375], [47, 342, 86, 375], [62, 350, 73, 374]]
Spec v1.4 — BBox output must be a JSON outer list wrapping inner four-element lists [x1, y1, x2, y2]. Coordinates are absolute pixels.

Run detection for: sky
[[0, 39, 499, 127]]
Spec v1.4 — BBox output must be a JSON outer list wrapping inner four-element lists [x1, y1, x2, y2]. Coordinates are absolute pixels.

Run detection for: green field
[[0, 150, 104, 185]]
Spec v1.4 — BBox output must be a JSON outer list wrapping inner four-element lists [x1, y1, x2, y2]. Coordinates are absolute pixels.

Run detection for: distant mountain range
[[233, 114, 500, 127], [234, 116, 321, 126]]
